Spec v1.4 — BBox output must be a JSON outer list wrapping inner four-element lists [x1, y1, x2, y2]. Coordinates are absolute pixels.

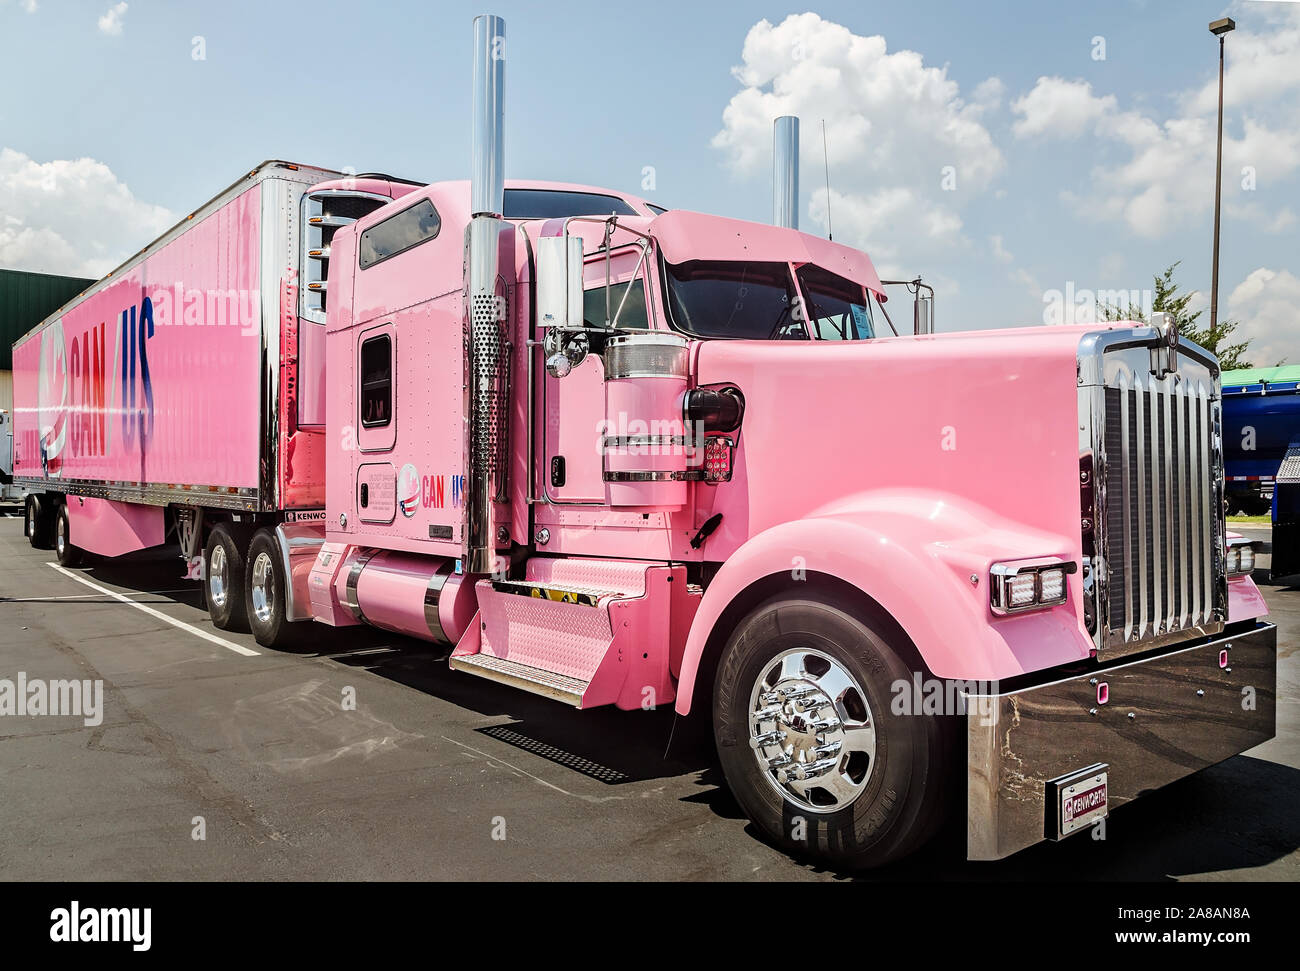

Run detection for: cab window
[[796, 265, 875, 340], [584, 280, 649, 329]]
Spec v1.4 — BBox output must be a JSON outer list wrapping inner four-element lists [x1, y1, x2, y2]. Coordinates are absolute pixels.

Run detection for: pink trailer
[[12, 161, 420, 641]]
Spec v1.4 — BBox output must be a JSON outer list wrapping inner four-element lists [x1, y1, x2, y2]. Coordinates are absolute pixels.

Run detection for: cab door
[[541, 248, 653, 503], [355, 322, 396, 523]]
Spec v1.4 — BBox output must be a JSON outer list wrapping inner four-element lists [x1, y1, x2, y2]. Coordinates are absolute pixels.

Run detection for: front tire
[[245, 529, 291, 648], [713, 595, 951, 869], [204, 523, 249, 631], [54, 504, 83, 567]]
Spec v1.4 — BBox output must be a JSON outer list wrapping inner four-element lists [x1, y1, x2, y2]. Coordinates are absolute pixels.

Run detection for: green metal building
[[0, 267, 96, 413]]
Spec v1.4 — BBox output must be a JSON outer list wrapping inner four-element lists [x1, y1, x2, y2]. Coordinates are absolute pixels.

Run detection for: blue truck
[[1222, 365, 1300, 578]]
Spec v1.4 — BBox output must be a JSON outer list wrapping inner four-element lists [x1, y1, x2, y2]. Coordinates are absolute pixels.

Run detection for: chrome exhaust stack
[[772, 115, 799, 229], [464, 13, 507, 574]]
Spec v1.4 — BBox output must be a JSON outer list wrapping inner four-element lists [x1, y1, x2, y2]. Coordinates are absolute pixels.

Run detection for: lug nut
[[750, 730, 787, 749]]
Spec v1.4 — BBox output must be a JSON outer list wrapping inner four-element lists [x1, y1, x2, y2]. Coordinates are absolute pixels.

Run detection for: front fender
[[674, 490, 1093, 715]]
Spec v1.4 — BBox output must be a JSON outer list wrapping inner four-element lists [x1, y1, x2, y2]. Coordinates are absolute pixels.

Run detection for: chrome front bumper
[[966, 620, 1277, 861]]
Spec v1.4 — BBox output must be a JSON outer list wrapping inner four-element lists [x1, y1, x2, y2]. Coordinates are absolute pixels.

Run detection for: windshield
[[662, 259, 806, 340], [795, 265, 875, 340]]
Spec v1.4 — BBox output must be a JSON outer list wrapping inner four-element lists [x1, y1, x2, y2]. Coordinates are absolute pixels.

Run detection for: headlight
[[1227, 541, 1254, 578], [1038, 567, 1067, 602], [990, 558, 1076, 615]]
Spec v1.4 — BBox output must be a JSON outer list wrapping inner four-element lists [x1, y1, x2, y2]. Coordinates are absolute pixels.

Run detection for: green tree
[[1101, 262, 1253, 369]]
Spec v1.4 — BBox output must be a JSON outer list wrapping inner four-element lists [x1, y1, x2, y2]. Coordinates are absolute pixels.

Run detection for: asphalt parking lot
[[0, 513, 1296, 881]]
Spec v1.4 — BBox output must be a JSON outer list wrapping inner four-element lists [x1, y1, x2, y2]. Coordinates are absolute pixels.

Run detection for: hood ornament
[[1149, 311, 1179, 378]]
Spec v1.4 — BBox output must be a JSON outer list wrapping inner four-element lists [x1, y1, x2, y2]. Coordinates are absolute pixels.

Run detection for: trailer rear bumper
[[966, 620, 1277, 861]]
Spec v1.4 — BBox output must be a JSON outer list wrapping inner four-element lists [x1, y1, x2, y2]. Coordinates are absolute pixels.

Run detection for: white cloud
[[1226, 267, 1300, 367], [98, 1, 127, 36], [713, 13, 1005, 277], [1010, 77, 1116, 138], [988, 234, 1013, 264], [0, 148, 174, 277], [1011, 6, 1300, 238]]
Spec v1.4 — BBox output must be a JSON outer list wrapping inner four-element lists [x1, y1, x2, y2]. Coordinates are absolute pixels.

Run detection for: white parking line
[[46, 563, 259, 657], [8, 589, 195, 602]]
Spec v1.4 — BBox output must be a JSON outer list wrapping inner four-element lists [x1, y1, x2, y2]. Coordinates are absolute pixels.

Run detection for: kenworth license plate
[[1049, 765, 1109, 838]]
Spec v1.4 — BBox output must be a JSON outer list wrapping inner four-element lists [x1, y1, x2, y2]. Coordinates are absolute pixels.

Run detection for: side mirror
[[536, 234, 584, 329], [914, 287, 933, 335]]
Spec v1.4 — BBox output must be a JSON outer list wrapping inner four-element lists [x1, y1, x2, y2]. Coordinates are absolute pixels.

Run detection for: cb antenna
[[821, 119, 833, 242]]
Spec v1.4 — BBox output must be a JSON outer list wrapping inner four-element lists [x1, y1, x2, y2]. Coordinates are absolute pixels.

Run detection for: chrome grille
[[1100, 368, 1220, 644]]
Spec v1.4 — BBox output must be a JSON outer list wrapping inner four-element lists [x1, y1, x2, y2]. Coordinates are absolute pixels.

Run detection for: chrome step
[[450, 653, 589, 707]]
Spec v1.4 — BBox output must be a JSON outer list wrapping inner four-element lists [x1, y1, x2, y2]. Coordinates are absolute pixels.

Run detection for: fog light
[[1039, 567, 1067, 604]]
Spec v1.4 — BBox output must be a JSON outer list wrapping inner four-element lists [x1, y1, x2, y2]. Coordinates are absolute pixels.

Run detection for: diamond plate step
[[449, 652, 590, 707]]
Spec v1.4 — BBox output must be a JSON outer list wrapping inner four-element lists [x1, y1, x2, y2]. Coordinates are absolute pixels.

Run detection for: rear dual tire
[[54, 504, 84, 567], [25, 494, 53, 549], [204, 523, 249, 632], [245, 529, 290, 648], [204, 524, 292, 648]]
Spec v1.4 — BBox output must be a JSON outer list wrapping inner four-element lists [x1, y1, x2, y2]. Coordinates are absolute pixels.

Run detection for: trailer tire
[[713, 595, 951, 870], [54, 504, 84, 567], [25, 494, 52, 549], [204, 524, 249, 632], [245, 529, 292, 648]]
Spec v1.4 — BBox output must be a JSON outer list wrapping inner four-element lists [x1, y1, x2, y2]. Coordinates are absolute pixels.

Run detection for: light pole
[[1209, 16, 1235, 333]]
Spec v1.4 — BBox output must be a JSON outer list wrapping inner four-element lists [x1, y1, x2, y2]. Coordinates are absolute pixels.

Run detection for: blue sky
[[1, 0, 1297, 362]]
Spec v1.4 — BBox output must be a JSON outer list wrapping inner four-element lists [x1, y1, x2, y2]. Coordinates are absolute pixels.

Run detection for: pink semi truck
[[12, 15, 1276, 868]]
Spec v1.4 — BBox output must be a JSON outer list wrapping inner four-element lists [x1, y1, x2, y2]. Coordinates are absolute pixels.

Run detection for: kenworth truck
[[12, 15, 1275, 868]]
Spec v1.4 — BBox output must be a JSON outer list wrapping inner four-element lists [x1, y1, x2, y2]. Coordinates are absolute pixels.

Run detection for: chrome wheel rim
[[56, 516, 66, 557], [747, 647, 877, 814], [250, 551, 274, 625], [27, 503, 36, 536], [209, 544, 228, 608]]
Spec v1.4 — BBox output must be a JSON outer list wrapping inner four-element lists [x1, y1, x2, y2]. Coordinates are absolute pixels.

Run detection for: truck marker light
[[1096, 682, 1109, 705], [1219, 649, 1230, 669]]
